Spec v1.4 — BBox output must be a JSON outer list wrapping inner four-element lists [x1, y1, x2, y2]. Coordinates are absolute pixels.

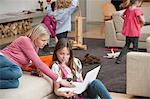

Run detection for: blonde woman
[[0, 23, 73, 89]]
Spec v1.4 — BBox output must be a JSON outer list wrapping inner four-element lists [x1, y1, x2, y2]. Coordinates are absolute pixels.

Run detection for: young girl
[[51, 38, 112, 99], [116, 0, 145, 64], [47, 0, 78, 40]]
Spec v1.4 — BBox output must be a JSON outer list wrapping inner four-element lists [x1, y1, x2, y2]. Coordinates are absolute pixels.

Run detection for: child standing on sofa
[[115, 0, 145, 64], [51, 38, 112, 99]]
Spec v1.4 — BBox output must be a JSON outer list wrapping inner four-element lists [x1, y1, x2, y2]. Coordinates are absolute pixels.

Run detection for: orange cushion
[[23, 55, 53, 72]]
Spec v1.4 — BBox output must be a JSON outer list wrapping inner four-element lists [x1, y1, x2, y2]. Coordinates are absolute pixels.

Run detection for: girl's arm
[[54, 0, 78, 22], [51, 63, 75, 87], [51, 63, 76, 97], [47, 4, 53, 16], [138, 15, 145, 27], [53, 82, 76, 98]]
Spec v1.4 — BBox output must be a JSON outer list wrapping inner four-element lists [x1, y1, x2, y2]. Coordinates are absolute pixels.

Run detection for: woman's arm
[[19, 37, 58, 80]]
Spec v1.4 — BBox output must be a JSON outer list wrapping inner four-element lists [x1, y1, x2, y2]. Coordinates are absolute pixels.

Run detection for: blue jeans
[[0, 55, 22, 89], [84, 79, 112, 99]]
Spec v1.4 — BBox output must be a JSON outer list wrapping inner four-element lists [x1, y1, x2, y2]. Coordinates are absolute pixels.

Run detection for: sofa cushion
[[117, 25, 150, 42], [112, 10, 125, 33], [0, 74, 54, 99], [141, 7, 150, 22], [112, 7, 150, 33]]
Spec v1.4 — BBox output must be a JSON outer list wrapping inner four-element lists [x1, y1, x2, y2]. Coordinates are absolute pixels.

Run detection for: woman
[[0, 23, 73, 89]]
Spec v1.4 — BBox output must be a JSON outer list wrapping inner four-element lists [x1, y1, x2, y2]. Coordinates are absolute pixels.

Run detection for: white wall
[[0, 0, 48, 14], [0, 0, 111, 22], [86, 0, 111, 22]]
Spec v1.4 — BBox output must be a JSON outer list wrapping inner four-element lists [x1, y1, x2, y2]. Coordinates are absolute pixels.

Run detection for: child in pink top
[[0, 23, 73, 89], [116, 0, 145, 64], [51, 38, 112, 99]]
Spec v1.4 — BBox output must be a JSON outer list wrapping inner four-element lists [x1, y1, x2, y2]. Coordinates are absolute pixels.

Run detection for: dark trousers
[[117, 36, 139, 61], [56, 31, 68, 40]]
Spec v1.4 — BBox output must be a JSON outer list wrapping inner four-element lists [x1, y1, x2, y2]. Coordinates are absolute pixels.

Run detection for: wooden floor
[[109, 92, 149, 99], [69, 22, 150, 99]]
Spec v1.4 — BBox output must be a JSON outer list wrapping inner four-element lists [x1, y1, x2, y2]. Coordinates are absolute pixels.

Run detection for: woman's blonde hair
[[56, 0, 72, 9], [26, 23, 49, 42]]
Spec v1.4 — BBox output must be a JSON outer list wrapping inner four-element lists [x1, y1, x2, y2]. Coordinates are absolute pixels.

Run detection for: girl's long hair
[[53, 38, 74, 72], [120, 0, 143, 9]]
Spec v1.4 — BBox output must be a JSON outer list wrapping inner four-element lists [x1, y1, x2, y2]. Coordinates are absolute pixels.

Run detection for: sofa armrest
[[141, 7, 150, 22], [105, 20, 117, 47], [126, 52, 150, 97], [146, 36, 150, 52]]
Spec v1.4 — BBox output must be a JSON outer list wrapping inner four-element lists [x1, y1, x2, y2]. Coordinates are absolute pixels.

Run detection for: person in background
[[111, 0, 123, 10], [115, 0, 145, 64], [51, 38, 112, 99], [47, 0, 78, 40], [42, 0, 58, 52], [0, 23, 73, 89]]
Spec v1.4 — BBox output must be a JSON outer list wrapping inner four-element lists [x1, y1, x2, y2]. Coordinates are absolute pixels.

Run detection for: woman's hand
[[60, 79, 75, 87]]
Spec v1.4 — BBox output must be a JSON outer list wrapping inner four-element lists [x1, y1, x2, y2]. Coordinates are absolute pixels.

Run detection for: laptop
[[58, 65, 101, 94]]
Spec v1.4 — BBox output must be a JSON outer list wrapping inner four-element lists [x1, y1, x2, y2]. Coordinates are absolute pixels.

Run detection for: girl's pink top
[[122, 8, 143, 37], [0, 36, 58, 81]]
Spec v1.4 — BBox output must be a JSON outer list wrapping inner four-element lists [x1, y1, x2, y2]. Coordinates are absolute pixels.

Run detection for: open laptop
[[58, 65, 101, 94]]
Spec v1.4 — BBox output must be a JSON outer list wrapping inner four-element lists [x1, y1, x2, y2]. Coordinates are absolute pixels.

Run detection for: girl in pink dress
[[116, 0, 145, 64]]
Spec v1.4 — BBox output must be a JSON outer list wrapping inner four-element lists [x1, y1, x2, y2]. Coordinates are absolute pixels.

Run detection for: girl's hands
[[60, 79, 75, 87], [63, 91, 76, 98]]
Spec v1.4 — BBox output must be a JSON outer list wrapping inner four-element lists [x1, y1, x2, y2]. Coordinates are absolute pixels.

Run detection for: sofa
[[126, 52, 150, 97], [0, 73, 57, 99], [105, 7, 150, 49]]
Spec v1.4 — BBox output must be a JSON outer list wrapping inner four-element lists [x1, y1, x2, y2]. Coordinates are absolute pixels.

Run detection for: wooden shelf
[[0, 11, 46, 45]]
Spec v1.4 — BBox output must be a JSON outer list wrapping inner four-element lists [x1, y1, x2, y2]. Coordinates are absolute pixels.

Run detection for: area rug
[[0, 38, 126, 93], [39, 38, 126, 93], [72, 38, 126, 93]]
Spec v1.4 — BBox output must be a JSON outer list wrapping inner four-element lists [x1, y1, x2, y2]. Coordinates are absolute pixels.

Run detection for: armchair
[[126, 52, 150, 97]]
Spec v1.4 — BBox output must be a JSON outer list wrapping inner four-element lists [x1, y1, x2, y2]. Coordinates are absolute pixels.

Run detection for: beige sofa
[[105, 7, 150, 49], [126, 52, 150, 97], [0, 73, 56, 99]]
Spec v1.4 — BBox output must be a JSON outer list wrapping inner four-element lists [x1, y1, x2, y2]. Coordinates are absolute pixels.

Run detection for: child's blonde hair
[[26, 23, 49, 42], [120, 0, 143, 9], [56, 0, 72, 9]]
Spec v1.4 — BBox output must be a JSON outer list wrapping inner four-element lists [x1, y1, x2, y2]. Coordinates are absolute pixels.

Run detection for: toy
[[104, 48, 120, 58], [70, 3, 87, 50]]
